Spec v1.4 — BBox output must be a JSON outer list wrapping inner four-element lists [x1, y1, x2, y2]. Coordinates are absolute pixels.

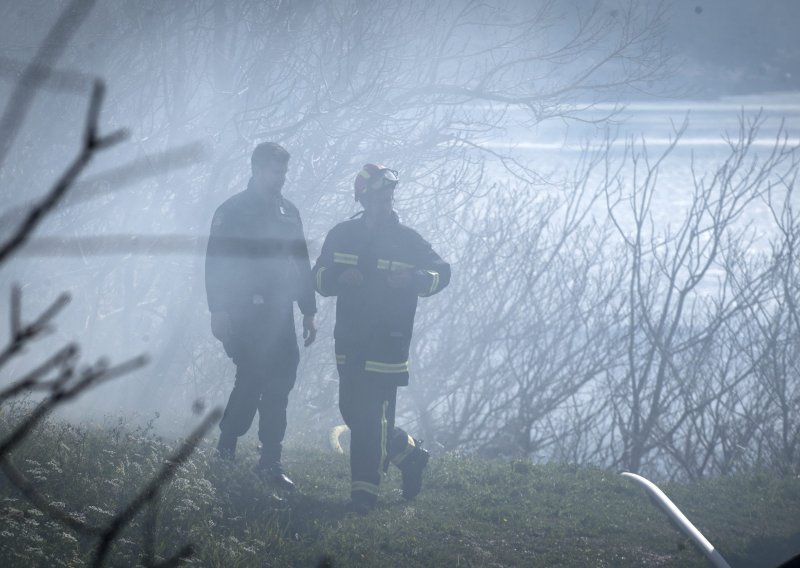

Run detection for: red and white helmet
[[353, 163, 399, 202]]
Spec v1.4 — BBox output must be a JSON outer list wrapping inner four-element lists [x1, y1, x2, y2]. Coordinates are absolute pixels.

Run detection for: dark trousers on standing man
[[218, 308, 299, 468], [338, 370, 418, 505]]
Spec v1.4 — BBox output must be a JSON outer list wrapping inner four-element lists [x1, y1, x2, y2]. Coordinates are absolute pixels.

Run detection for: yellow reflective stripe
[[365, 360, 409, 374], [417, 270, 440, 296], [329, 424, 348, 454], [392, 434, 416, 466], [379, 401, 388, 472], [336, 353, 346, 365], [333, 252, 359, 265], [377, 259, 414, 271], [351, 480, 379, 496], [427, 271, 440, 295], [316, 266, 326, 294]]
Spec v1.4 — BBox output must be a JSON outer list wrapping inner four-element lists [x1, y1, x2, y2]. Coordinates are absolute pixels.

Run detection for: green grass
[[1, 410, 798, 567]]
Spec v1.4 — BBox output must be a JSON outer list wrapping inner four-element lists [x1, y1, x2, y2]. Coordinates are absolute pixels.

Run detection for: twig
[[0, 288, 70, 370], [7, 234, 320, 259], [92, 408, 223, 567], [0, 343, 78, 404], [0, 142, 207, 229], [0, 55, 95, 94], [0, 80, 128, 265], [0, 0, 97, 168], [0, 355, 148, 456]]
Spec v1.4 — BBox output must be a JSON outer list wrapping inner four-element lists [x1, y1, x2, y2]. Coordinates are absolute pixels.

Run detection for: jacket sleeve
[[311, 227, 342, 297], [411, 234, 451, 298], [205, 204, 236, 313], [291, 215, 317, 316]]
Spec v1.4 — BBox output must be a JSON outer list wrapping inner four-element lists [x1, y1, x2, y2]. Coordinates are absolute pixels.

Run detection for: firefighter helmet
[[354, 163, 399, 202]]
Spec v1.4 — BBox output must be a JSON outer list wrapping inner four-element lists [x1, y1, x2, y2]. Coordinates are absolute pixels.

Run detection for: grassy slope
[[1, 414, 798, 567]]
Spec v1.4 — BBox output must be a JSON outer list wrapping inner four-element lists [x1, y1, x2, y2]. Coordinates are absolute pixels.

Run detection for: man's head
[[251, 142, 290, 194], [354, 163, 398, 216]]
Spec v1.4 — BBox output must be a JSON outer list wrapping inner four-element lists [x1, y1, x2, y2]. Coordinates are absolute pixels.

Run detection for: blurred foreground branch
[[0, 79, 128, 265], [0, 2, 216, 565]]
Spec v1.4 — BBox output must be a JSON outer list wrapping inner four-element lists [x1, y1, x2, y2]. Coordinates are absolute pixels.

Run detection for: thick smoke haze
[[1, 0, 798, 481]]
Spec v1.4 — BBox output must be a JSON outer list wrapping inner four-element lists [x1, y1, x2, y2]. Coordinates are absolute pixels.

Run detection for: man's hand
[[302, 314, 317, 347], [210, 311, 232, 343], [387, 268, 413, 289], [337, 267, 363, 287]]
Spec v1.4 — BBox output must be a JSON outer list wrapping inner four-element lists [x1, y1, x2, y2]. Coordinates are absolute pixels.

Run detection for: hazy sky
[[661, 0, 800, 95]]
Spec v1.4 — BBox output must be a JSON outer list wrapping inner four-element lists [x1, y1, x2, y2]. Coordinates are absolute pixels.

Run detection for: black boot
[[400, 441, 429, 501], [255, 455, 295, 492], [216, 433, 237, 461]]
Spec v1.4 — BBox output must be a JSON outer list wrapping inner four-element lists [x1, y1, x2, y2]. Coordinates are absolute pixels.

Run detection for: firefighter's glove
[[337, 268, 363, 287], [387, 268, 413, 289], [302, 314, 317, 347], [210, 311, 232, 343]]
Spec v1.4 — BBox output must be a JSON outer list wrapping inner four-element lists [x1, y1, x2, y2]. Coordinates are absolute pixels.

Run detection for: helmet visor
[[367, 168, 399, 192]]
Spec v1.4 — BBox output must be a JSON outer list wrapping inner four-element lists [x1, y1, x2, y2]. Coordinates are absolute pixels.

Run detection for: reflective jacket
[[312, 212, 450, 386], [205, 181, 316, 322]]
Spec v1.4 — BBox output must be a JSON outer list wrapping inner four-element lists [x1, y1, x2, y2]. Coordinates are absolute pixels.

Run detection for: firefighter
[[205, 142, 317, 490], [312, 163, 450, 513]]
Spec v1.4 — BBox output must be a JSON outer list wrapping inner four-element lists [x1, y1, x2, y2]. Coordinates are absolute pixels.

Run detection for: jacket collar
[[357, 210, 400, 225], [245, 177, 283, 209]]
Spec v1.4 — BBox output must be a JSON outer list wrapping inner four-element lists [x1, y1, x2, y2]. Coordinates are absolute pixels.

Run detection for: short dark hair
[[251, 142, 290, 169]]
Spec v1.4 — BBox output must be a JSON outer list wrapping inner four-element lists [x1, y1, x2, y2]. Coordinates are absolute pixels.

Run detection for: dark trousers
[[338, 370, 416, 503], [219, 311, 299, 466]]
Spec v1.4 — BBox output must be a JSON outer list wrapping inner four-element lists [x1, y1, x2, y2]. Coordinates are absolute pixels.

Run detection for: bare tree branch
[[0, 0, 97, 167], [0, 55, 95, 94], [91, 408, 222, 568], [0, 287, 70, 370], [0, 80, 128, 265]]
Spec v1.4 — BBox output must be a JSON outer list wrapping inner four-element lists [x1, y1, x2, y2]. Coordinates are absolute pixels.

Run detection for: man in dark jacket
[[312, 163, 450, 513], [205, 142, 317, 490]]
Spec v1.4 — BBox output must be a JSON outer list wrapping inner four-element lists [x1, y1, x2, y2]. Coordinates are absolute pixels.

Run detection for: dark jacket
[[205, 181, 317, 324], [312, 212, 450, 386]]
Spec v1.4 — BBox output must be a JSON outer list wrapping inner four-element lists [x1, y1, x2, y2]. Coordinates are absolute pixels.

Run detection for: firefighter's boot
[[399, 441, 429, 500]]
